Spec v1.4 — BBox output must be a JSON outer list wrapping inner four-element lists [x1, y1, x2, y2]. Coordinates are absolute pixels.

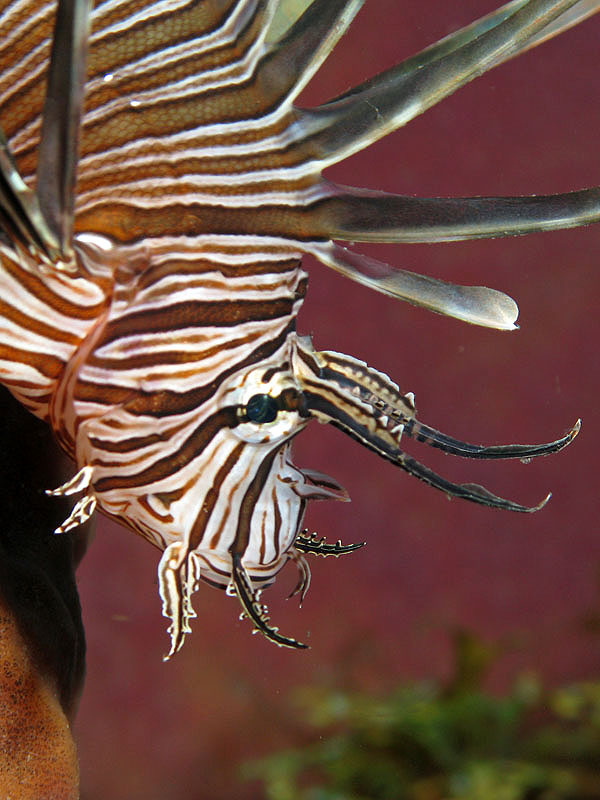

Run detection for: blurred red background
[[74, 2, 600, 798]]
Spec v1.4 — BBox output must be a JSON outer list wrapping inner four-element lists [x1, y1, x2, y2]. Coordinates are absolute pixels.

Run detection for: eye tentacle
[[231, 554, 308, 649], [323, 409, 553, 513]]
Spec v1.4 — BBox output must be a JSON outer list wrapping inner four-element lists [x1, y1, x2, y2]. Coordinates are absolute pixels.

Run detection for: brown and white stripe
[[0, 0, 596, 652]]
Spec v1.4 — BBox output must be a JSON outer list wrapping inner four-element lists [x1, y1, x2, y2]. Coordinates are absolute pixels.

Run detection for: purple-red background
[[75, 3, 600, 798]]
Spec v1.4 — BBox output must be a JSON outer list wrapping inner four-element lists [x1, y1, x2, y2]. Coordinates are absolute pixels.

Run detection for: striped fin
[[0, 1, 55, 173], [70, 0, 363, 231]]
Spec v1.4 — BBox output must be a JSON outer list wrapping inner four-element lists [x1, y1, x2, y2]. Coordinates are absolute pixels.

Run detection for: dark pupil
[[246, 394, 279, 424]]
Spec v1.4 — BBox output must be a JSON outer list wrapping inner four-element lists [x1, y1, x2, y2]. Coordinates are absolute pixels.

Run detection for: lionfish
[[0, 0, 597, 656]]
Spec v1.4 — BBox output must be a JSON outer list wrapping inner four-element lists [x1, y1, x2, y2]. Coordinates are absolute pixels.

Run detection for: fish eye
[[245, 394, 279, 424]]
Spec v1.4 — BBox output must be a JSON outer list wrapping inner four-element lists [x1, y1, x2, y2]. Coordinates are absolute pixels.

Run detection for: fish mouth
[[292, 336, 580, 513]]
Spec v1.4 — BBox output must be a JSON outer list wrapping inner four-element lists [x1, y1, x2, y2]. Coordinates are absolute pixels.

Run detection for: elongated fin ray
[[0, 129, 60, 258], [37, 0, 92, 256], [513, 0, 600, 51], [260, 0, 365, 105], [298, 0, 583, 166], [321, 0, 599, 107], [324, 0, 529, 111], [1, 0, 596, 341], [311, 242, 520, 329], [313, 185, 600, 244]]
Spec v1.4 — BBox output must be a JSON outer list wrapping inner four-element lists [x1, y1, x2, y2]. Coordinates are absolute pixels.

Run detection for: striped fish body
[[0, 241, 108, 420], [61, 237, 312, 569], [0, 221, 323, 609], [1, 0, 350, 654], [0, 0, 595, 652], [1, 221, 331, 652]]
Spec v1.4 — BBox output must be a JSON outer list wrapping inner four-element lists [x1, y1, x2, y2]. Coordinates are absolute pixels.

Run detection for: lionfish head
[[155, 331, 578, 657]]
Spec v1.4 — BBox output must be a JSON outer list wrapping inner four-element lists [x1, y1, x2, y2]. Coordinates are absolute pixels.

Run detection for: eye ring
[[244, 394, 279, 424]]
